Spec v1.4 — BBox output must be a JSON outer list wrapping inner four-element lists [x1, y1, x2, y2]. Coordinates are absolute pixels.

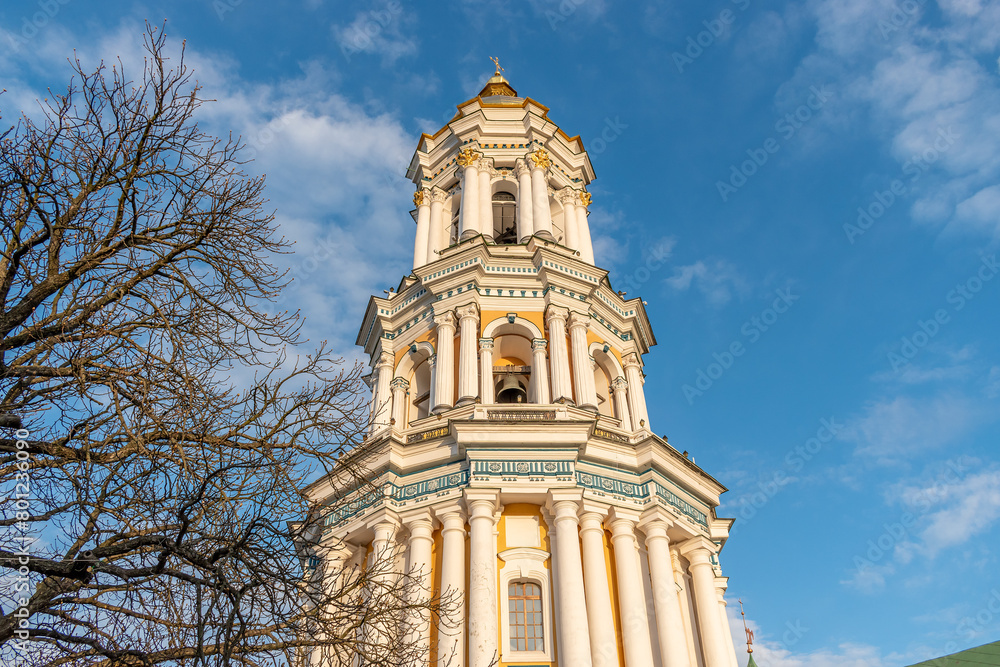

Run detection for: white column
[[611, 377, 633, 431], [390, 377, 409, 428], [609, 513, 656, 667], [545, 306, 573, 404], [366, 516, 400, 654], [466, 491, 499, 667], [479, 164, 493, 241], [413, 189, 431, 269], [426, 353, 437, 417], [433, 313, 456, 412], [577, 191, 595, 264], [568, 312, 598, 410], [530, 339, 550, 404], [623, 353, 650, 431], [428, 187, 448, 259], [529, 149, 554, 240], [310, 543, 355, 667], [641, 518, 691, 667], [558, 188, 580, 250], [404, 512, 435, 666], [371, 351, 394, 433], [456, 304, 479, 406], [479, 338, 495, 404], [549, 492, 594, 666], [515, 159, 534, 242], [716, 579, 739, 667], [458, 155, 480, 241], [580, 511, 619, 667], [436, 507, 467, 667], [674, 552, 702, 667], [682, 538, 729, 667]]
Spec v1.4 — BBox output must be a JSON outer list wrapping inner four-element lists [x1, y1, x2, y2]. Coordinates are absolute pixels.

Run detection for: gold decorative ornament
[[530, 148, 551, 169], [457, 147, 479, 167], [490, 56, 504, 76], [579, 191, 592, 207], [413, 190, 425, 206]]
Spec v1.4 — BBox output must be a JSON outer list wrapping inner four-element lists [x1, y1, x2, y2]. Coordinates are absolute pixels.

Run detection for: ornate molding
[[457, 147, 480, 167], [390, 377, 410, 390], [486, 409, 557, 422], [376, 351, 394, 369], [413, 189, 427, 207], [529, 147, 551, 170], [622, 352, 641, 369]]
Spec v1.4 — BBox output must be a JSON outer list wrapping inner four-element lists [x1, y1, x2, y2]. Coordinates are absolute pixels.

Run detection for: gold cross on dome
[[490, 56, 504, 75]]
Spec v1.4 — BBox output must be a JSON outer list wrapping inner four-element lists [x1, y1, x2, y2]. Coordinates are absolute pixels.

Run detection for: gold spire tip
[[490, 56, 504, 76]]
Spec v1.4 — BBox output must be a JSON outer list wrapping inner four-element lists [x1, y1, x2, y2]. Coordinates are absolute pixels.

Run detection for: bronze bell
[[497, 374, 527, 404]]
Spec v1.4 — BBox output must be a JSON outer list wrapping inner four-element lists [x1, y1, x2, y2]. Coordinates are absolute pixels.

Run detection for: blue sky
[[2, 1, 998, 665]]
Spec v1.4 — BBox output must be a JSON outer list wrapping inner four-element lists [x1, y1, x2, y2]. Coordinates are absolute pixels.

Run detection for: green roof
[[746, 653, 759, 667], [907, 641, 1000, 666]]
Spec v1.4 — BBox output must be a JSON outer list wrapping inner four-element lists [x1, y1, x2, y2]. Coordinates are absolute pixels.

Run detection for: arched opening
[[492, 191, 517, 244]]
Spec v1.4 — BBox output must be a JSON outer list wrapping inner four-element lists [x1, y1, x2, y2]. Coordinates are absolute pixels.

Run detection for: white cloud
[[332, 5, 417, 67], [666, 258, 748, 306], [839, 394, 983, 463]]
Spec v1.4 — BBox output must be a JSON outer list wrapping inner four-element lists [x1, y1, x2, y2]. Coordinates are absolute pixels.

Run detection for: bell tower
[[307, 65, 740, 667]]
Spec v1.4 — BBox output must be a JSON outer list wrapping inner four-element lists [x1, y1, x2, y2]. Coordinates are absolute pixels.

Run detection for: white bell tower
[[307, 63, 740, 667]]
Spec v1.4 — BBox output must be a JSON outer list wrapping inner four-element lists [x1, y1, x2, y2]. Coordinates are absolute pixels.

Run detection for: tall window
[[508, 581, 544, 651], [492, 192, 517, 244]]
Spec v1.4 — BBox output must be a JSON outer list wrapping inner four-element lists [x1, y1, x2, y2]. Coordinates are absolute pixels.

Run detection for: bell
[[497, 374, 528, 404]]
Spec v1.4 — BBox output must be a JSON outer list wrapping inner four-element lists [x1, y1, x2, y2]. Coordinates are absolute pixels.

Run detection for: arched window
[[492, 192, 517, 244], [507, 581, 544, 652]]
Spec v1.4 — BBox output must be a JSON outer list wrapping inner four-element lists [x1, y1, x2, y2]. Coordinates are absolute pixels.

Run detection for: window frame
[[497, 547, 554, 663]]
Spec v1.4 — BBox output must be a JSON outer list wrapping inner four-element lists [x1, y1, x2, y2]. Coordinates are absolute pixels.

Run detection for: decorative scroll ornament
[[530, 148, 552, 169], [579, 191, 593, 207], [457, 147, 479, 167], [413, 190, 425, 206]]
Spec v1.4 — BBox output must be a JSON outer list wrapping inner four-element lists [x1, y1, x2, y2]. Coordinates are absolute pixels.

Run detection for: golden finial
[[530, 148, 551, 169], [413, 190, 425, 206], [457, 147, 479, 167], [579, 191, 592, 207], [739, 599, 754, 654], [490, 56, 504, 76]]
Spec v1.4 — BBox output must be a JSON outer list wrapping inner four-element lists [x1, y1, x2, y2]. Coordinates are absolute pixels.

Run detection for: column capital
[[400, 509, 436, 539], [528, 147, 552, 170], [456, 146, 482, 169], [547, 488, 584, 519], [429, 186, 449, 204], [433, 311, 457, 328], [390, 376, 410, 390], [434, 505, 467, 527], [376, 350, 394, 370], [413, 188, 430, 207], [531, 337, 548, 351], [578, 506, 609, 534], [366, 510, 401, 538], [567, 311, 591, 330], [611, 376, 629, 391], [622, 351, 641, 369], [464, 489, 499, 517], [426, 352, 437, 367], [455, 302, 479, 322], [479, 337, 494, 351], [557, 187, 580, 205], [545, 304, 570, 324], [715, 576, 729, 595], [678, 535, 717, 564], [514, 157, 531, 179]]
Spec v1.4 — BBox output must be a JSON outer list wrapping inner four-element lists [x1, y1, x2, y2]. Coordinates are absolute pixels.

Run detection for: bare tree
[[0, 24, 439, 666]]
